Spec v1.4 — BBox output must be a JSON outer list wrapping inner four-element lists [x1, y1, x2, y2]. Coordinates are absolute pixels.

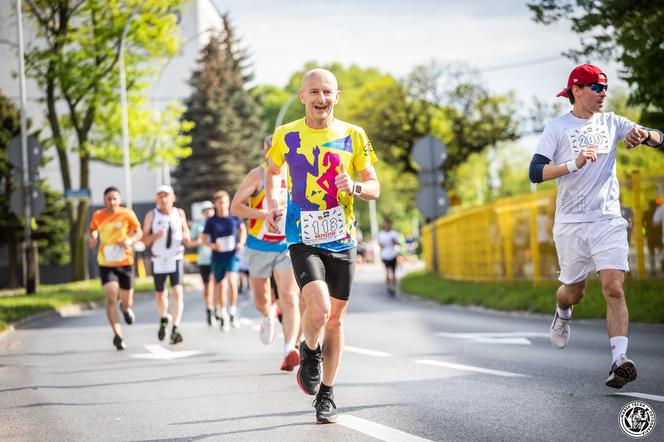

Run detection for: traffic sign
[[416, 186, 449, 220], [10, 187, 46, 217], [412, 135, 447, 170], [65, 188, 92, 200]]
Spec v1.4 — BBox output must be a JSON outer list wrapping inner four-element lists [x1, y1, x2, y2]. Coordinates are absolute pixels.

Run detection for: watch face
[[354, 185, 362, 195]]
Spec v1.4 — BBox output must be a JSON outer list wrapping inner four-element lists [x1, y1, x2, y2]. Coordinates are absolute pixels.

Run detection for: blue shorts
[[211, 255, 240, 283]]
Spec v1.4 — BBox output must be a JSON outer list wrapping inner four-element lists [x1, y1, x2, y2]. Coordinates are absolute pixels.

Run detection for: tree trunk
[[8, 240, 19, 288]]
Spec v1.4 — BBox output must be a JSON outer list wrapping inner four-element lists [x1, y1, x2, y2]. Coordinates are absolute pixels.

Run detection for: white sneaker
[[230, 315, 240, 329], [220, 315, 230, 332], [550, 311, 570, 349], [259, 316, 277, 345], [605, 354, 637, 389]]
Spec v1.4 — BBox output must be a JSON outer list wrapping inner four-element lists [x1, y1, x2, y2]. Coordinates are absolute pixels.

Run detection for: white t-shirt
[[535, 112, 636, 223], [378, 230, 401, 261]]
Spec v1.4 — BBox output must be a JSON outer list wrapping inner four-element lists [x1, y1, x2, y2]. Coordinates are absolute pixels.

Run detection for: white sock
[[229, 304, 237, 316], [268, 303, 277, 318], [220, 307, 228, 318], [557, 305, 572, 320], [283, 343, 295, 356], [610, 336, 628, 364]]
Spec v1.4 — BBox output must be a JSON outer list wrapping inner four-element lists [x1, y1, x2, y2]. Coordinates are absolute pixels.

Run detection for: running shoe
[[281, 349, 300, 372], [113, 334, 126, 351], [121, 307, 135, 325], [605, 354, 637, 389], [313, 392, 337, 424], [220, 315, 230, 332], [297, 343, 322, 395], [206, 309, 213, 326], [230, 315, 240, 329], [259, 316, 277, 345], [170, 330, 183, 345], [550, 311, 571, 349], [158, 317, 169, 341]]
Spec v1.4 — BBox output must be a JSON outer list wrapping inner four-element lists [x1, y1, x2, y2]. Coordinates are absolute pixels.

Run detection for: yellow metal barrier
[[422, 171, 664, 281]]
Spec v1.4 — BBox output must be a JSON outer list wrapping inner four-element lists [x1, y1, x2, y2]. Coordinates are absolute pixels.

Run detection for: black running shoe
[[121, 306, 135, 325], [206, 309, 212, 326], [170, 330, 183, 345], [313, 392, 337, 424], [113, 334, 126, 351], [297, 343, 322, 395], [158, 318, 168, 341]]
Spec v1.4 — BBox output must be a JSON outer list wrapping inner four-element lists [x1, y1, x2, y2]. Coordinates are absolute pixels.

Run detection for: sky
[[213, 0, 627, 138]]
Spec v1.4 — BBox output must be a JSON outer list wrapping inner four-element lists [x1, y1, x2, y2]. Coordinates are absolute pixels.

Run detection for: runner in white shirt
[[141, 185, 192, 345], [377, 218, 401, 296], [529, 64, 663, 389]]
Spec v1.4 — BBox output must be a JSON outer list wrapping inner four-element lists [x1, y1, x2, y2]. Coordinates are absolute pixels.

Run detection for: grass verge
[[401, 271, 664, 325], [0, 278, 154, 332]]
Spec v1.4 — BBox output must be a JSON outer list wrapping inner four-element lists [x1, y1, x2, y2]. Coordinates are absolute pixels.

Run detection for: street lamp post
[[119, 0, 146, 209], [15, 0, 37, 293]]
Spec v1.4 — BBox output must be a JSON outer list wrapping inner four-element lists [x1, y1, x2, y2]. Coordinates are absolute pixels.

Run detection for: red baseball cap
[[556, 64, 608, 98]]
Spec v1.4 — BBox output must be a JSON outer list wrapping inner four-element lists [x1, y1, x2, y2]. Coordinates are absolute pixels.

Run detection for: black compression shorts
[[288, 243, 356, 301]]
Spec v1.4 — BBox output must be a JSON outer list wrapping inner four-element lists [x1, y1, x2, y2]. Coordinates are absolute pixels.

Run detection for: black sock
[[172, 325, 178, 334], [305, 342, 320, 354], [319, 383, 333, 395], [160, 317, 168, 324]]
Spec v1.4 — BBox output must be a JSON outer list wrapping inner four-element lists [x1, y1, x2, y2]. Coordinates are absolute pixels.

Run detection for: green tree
[[173, 17, 265, 213], [0, 91, 23, 287], [21, 0, 190, 280], [528, 0, 664, 123]]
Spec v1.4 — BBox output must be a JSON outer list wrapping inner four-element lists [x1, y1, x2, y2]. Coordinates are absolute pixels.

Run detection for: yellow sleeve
[[352, 127, 377, 172], [267, 127, 286, 167]]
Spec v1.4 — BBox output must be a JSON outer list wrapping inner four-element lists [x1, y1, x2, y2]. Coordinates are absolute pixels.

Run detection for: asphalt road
[[1, 264, 663, 441]]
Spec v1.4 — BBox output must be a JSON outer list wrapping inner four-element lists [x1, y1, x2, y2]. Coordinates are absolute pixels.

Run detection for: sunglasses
[[580, 82, 608, 93]]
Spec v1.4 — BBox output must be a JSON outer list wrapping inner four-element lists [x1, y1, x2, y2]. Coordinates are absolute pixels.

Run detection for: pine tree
[[173, 15, 265, 214]]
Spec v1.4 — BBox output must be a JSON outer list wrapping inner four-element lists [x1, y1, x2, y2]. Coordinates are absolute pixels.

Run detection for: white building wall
[[0, 0, 223, 206]]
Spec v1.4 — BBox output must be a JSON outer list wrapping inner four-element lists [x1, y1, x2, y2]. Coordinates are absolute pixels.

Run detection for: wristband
[[566, 159, 578, 173], [641, 130, 651, 146]]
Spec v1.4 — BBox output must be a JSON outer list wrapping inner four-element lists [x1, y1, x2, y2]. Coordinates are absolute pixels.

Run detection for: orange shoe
[[280, 349, 300, 372]]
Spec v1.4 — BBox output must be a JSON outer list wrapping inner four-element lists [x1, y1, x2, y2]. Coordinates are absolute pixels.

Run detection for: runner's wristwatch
[[353, 183, 362, 196]]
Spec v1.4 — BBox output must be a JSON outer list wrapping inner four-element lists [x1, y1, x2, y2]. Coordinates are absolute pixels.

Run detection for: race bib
[[301, 205, 347, 245], [152, 256, 176, 274], [216, 235, 236, 252], [103, 245, 126, 263], [567, 123, 611, 155]]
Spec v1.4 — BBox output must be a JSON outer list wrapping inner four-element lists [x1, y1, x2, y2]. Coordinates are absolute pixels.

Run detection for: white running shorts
[[552, 217, 629, 285]]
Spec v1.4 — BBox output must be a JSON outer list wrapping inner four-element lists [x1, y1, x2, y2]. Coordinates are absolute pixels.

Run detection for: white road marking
[[415, 359, 527, 378], [130, 344, 202, 360], [239, 318, 254, 326], [613, 392, 664, 402], [435, 331, 550, 346], [338, 415, 432, 442], [345, 346, 393, 357]]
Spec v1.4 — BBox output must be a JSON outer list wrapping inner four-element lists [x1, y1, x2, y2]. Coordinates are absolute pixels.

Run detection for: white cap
[[156, 185, 174, 195], [200, 200, 214, 211]]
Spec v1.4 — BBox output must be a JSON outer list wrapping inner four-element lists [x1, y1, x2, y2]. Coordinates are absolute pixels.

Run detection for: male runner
[[377, 218, 401, 296], [190, 201, 215, 325], [141, 185, 191, 345], [231, 136, 302, 371], [89, 186, 143, 350], [265, 68, 380, 424], [529, 64, 663, 388], [204, 190, 247, 332]]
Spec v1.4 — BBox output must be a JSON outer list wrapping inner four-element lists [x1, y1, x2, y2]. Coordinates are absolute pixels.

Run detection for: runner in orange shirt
[[89, 187, 143, 350]]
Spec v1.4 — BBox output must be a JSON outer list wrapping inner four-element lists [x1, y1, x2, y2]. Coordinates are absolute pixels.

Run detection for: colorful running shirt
[[247, 162, 288, 253], [268, 118, 377, 252], [204, 214, 243, 261], [89, 207, 141, 267], [536, 112, 636, 223]]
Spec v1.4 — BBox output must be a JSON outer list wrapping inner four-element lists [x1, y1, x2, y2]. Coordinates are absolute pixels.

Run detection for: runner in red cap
[[529, 63, 663, 388]]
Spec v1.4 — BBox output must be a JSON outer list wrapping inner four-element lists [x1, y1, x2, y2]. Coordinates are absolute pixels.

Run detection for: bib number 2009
[[301, 205, 347, 245]]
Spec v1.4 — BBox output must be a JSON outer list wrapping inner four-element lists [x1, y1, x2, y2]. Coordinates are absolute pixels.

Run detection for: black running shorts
[[100, 265, 134, 290], [288, 243, 356, 301], [153, 259, 184, 292], [382, 258, 397, 272], [199, 264, 211, 284]]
